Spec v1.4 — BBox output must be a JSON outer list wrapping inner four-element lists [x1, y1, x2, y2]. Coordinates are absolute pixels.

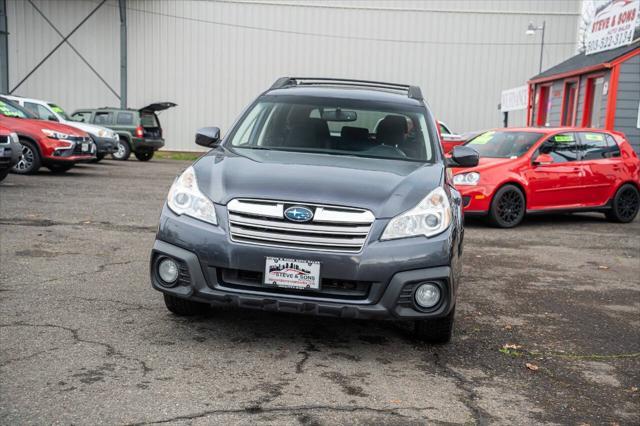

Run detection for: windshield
[[227, 98, 435, 162], [0, 99, 35, 119], [48, 103, 71, 120], [466, 131, 544, 158]]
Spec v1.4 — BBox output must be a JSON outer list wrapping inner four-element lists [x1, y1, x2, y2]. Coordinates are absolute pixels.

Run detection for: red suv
[[452, 128, 640, 227], [0, 96, 95, 174]]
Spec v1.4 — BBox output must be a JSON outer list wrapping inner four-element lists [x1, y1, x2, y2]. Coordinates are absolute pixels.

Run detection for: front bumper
[[0, 140, 21, 169], [150, 206, 461, 320], [457, 184, 494, 214], [92, 136, 118, 154]]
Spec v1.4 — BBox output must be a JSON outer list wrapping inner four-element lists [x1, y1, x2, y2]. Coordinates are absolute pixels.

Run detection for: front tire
[[47, 163, 74, 174], [414, 307, 455, 344], [12, 139, 41, 175], [606, 184, 639, 223], [489, 184, 526, 228], [112, 139, 131, 161], [134, 150, 154, 161], [163, 294, 209, 316]]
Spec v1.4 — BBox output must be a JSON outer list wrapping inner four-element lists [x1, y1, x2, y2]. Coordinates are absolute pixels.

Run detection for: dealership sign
[[586, 0, 639, 55], [500, 85, 528, 112]]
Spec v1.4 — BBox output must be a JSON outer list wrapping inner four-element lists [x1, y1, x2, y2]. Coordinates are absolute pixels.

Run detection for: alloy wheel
[[14, 144, 34, 172], [497, 189, 524, 225], [618, 187, 639, 221], [114, 142, 126, 159]]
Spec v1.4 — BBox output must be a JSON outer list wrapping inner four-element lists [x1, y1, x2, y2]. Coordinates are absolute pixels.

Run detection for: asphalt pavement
[[0, 159, 638, 425]]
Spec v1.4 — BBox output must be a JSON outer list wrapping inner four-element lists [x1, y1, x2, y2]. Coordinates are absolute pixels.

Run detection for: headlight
[[381, 187, 451, 240], [453, 172, 480, 186], [96, 129, 108, 138], [41, 129, 70, 140], [10, 132, 18, 143], [167, 166, 217, 225]]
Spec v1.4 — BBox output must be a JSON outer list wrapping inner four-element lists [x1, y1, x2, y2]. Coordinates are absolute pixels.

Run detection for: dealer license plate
[[81, 143, 89, 152], [264, 257, 321, 290]]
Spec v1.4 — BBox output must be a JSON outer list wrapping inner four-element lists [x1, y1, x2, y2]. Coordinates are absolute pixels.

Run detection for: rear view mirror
[[46, 115, 58, 122], [195, 127, 221, 148], [447, 145, 479, 168], [321, 109, 357, 122], [533, 153, 554, 166]]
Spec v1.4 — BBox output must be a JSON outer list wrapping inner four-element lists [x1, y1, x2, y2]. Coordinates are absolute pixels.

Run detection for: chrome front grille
[[227, 199, 375, 252]]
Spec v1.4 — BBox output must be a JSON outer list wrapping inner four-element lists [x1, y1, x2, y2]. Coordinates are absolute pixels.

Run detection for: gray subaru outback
[[149, 77, 478, 342]]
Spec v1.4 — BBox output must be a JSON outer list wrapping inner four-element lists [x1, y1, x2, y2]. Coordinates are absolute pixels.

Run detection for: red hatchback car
[[0, 96, 95, 174], [452, 128, 640, 227]]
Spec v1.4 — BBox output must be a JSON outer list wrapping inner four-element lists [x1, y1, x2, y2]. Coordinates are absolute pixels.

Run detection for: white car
[[3, 95, 119, 162]]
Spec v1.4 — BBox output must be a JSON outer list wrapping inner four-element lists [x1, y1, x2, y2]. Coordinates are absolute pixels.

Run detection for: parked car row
[[0, 96, 176, 179]]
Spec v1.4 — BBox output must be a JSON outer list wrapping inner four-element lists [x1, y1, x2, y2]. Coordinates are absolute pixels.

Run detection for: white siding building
[[3, 0, 582, 151]]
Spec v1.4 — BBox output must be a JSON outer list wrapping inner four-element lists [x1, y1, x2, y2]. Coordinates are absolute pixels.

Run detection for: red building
[[527, 40, 639, 152]]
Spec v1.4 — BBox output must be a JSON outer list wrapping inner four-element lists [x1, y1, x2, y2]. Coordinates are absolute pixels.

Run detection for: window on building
[[582, 76, 605, 128], [116, 112, 134, 125], [561, 81, 578, 126], [535, 85, 550, 126], [94, 112, 114, 125], [539, 133, 578, 163]]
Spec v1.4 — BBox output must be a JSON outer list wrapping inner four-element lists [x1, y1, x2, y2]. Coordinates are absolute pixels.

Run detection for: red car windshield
[[466, 131, 544, 158], [0, 98, 36, 119]]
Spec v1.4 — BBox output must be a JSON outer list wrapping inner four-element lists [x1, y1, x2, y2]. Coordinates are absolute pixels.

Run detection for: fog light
[[414, 283, 441, 308], [158, 258, 179, 285]]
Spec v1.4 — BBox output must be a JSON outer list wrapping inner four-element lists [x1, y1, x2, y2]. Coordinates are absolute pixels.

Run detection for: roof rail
[[268, 77, 423, 100]]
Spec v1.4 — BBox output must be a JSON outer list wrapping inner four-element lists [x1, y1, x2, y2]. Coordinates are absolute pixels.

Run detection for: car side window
[[94, 112, 114, 125], [539, 133, 577, 163], [23, 102, 39, 117], [578, 132, 611, 160], [605, 135, 621, 157], [72, 112, 91, 122], [116, 112, 134, 125]]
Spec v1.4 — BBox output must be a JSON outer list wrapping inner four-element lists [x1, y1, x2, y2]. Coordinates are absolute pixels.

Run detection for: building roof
[[530, 39, 640, 82]]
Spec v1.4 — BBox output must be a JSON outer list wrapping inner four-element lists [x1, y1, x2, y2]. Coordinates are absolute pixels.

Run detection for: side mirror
[[533, 153, 554, 166], [195, 127, 221, 148], [446, 145, 479, 167], [47, 115, 58, 122]]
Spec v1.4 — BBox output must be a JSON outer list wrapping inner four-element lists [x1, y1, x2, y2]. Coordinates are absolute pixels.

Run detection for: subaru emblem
[[284, 206, 314, 222]]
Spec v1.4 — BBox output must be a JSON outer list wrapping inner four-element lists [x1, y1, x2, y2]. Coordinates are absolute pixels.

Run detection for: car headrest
[[375, 115, 408, 146], [341, 126, 369, 141]]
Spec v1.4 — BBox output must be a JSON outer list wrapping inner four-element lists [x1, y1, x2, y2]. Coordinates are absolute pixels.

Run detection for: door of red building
[[561, 79, 578, 126]]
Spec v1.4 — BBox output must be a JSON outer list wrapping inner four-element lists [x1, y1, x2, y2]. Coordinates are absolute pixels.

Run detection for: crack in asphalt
[[69, 296, 155, 312], [0, 217, 156, 233], [123, 403, 427, 425], [296, 341, 319, 374], [40, 260, 141, 284], [0, 322, 152, 376], [429, 351, 493, 425]]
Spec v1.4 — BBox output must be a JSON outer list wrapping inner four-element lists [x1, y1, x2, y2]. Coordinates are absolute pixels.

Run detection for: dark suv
[[71, 103, 176, 161], [149, 78, 478, 342]]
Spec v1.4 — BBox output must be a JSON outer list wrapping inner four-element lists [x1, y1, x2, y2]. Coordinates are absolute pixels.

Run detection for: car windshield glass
[[228, 99, 435, 162], [0, 99, 35, 119], [466, 131, 543, 158], [48, 103, 71, 120]]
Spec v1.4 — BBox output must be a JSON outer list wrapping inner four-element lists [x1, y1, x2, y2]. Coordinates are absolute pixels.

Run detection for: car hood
[[62, 120, 116, 138], [1, 117, 88, 137], [193, 148, 445, 219]]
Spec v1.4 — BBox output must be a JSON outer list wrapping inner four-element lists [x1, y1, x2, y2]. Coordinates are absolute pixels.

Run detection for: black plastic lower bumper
[[150, 239, 456, 321]]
